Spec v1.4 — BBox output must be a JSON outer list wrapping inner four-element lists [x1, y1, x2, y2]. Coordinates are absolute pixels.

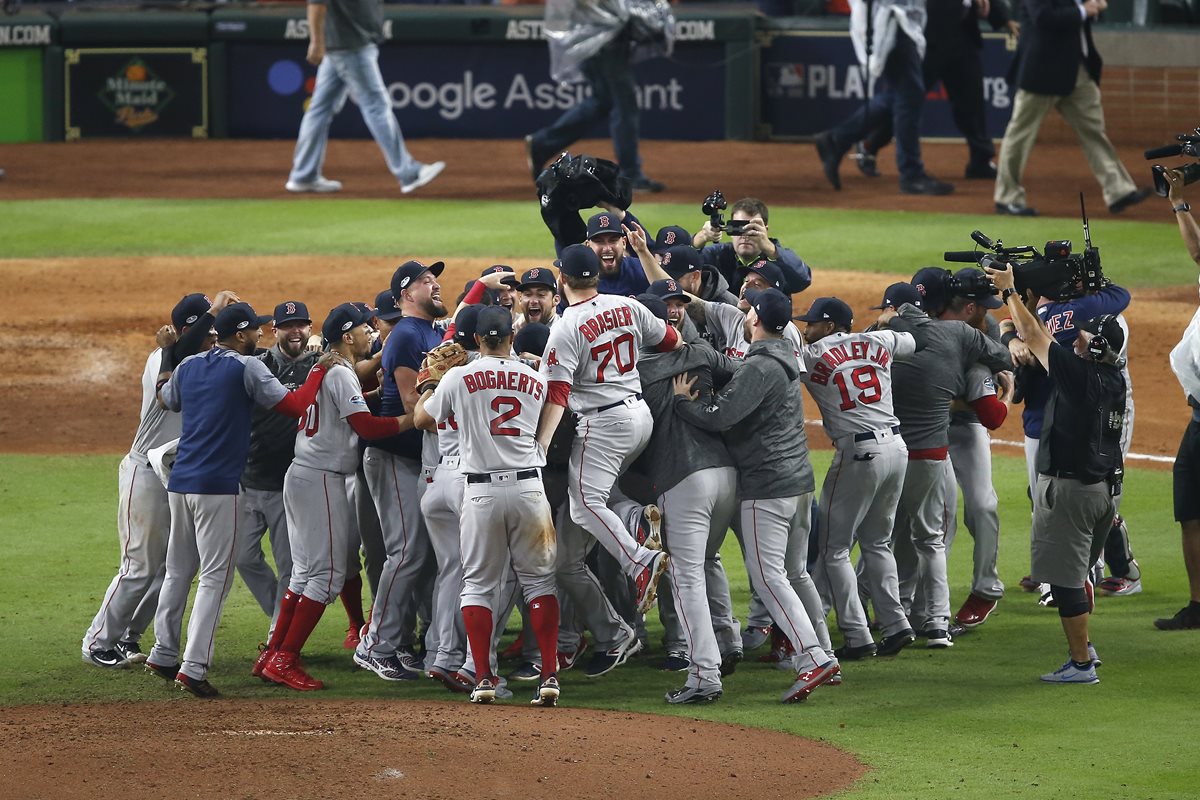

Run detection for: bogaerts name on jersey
[[578, 306, 634, 343], [463, 368, 545, 400], [808, 341, 891, 385]]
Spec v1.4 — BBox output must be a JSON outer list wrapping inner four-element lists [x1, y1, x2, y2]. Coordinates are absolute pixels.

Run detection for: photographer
[[986, 263, 1126, 684], [692, 197, 813, 296], [1159, 167, 1200, 631]]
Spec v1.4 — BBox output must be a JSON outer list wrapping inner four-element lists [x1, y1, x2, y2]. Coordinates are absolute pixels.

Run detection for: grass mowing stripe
[[1, 451, 1196, 798], [1, 199, 1188, 288]]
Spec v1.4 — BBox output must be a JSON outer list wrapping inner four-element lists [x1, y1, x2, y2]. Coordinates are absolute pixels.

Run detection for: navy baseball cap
[[374, 289, 402, 322], [518, 267, 557, 292], [648, 278, 690, 304], [795, 297, 853, 328], [587, 212, 623, 239], [321, 302, 372, 344], [555, 244, 600, 278], [514, 322, 552, 357], [453, 304, 483, 349], [661, 245, 705, 280], [911, 267, 952, 312], [214, 302, 273, 339], [872, 282, 924, 310], [273, 301, 311, 325], [738, 260, 786, 292], [476, 305, 514, 338], [636, 294, 671, 323], [391, 259, 445, 296], [482, 264, 520, 287], [171, 293, 211, 331], [653, 225, 692, 253], [951, 268, 1003, 309], [744, 288, 793, 333]]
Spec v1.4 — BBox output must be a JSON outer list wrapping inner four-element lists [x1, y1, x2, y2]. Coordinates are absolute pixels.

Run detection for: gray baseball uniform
[[801, 330, 917, 645], [889, 306, 1012, 632]]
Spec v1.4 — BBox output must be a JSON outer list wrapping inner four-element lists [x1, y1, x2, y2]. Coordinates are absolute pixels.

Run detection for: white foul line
[[802, 420, 1176, 465]]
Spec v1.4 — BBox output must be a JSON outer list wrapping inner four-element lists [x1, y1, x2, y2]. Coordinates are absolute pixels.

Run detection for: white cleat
[[285, 176, 343, 193]]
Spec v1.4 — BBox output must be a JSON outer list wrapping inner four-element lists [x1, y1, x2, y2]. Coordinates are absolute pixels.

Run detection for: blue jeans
[[289, 44, 419, 186], [531, 43, 643, 179], [829, 31, 926, 182]]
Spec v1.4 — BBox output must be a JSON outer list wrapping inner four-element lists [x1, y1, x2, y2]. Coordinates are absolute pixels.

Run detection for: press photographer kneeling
[[985, 262, 1126, 684]]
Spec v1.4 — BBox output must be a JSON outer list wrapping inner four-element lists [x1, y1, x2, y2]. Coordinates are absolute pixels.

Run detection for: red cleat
[[252, 647, 274, 681], [262, 651, 324, 691], [781, 662, 840, 704], [954, 593, 998, 629], [343, 625, 362, 650]]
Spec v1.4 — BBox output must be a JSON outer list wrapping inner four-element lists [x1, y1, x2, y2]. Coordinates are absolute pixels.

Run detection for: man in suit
[[993, 0, 1148, 217]]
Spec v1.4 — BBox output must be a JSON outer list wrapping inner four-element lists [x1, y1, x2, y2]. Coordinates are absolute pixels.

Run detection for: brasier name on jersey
[[807, 341, 891, 385], [578, 306, 634, 343], [464, 369, 545, 400]]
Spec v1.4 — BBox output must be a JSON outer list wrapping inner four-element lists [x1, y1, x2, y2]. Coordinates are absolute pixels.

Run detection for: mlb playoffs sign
[[65, 48, 208, 140]]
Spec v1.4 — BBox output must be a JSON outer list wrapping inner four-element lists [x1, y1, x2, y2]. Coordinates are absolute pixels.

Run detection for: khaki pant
[[995, 66, 1136, 208]]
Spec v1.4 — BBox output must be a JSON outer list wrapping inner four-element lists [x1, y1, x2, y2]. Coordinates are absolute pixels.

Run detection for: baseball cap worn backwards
[[636, 294, 671, 323], [476, 305, 514, 338], [171, 293, 211, 331], [873, 282, 924, 310], [911, 267, 952, 312], [482, 264, 520, 287], [321, 302, 373, 345], [453, 304, 483, 349], [391, 259, 445, 296], [555, 244, 601, 278], [661, 245, 705, 280], [795, 297, 853, 328], [951, 268, 1003, 309], [374, 289, 402, 322], [215, 302, 273, 339], [518, 267, 558, 292], [514, 322, 552, 357], [273, 301, 311, 325], [744, 288, 792, 333], [587, 212, 623, 239]]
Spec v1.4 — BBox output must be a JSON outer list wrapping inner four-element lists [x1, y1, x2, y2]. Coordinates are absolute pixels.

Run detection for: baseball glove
[[416, 341, 468, 394]]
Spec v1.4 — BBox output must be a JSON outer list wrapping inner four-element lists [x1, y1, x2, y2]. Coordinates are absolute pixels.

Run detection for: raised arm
[[987, 265, 1053, 370]]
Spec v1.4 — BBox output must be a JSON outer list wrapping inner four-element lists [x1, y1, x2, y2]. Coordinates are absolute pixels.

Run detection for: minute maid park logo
[[100, 58, 175, 131]]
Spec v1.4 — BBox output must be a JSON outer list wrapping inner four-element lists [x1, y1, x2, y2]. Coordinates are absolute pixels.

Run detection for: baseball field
[[1, 137, 1198, 799]]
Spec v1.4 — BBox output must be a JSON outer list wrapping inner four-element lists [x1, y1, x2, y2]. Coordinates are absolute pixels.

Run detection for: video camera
[[537, 152, 632, 214], [943, 195, 1104, 302], [701, 189, 752, 236], [1144, 128, 1200, 197]]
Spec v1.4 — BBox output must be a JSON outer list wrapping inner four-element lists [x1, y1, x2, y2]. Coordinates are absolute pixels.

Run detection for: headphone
[[1086, 314, 1119, 363]]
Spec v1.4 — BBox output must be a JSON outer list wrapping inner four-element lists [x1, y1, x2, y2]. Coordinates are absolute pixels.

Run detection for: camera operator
[[1158, 167, 1200, 631], [692, 197, 813, 296], [986, 263, 1125, 684], [1005, 269, 1138, 602]]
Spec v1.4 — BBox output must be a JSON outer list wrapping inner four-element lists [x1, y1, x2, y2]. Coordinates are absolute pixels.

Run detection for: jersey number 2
[[832, 366, 882, 411], [590, 333, 636, 383], [490, 396, 521, 437]]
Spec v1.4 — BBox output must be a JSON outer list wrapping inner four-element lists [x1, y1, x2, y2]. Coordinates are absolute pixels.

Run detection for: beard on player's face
[[276, 322, 311, 359], [590, 235, 625, 277]]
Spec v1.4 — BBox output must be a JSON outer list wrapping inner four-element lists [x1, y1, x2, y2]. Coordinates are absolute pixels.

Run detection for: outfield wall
[[0, 5, 1196, 145]]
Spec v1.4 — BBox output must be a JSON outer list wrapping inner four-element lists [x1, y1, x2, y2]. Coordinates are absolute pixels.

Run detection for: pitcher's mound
[[3, 699, 865, 799]]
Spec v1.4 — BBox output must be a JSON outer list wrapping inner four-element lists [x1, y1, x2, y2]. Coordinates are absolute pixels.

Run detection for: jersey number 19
[[832, 366, 882, 411]]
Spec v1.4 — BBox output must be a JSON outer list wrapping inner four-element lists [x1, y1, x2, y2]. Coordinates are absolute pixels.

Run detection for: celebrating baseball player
[[416, 306, 562, 706], [253, 303, 408, 691], [795, 296, 921, 659], [673, 287, 840, 703]]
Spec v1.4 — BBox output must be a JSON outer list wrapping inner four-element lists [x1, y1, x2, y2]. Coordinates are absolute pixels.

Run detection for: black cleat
[[876, 629, 916, 656], [174, 672, 220, 698], [833, 641, 877, 660], [83, 648, 129, 669], [145, 660, 182, 681]]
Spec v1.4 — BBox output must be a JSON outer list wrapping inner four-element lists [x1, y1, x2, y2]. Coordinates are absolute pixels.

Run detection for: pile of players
[[80, 195, 1140, 706]]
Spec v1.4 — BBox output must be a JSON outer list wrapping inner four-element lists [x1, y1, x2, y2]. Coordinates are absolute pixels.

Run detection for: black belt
[[854, 425, 901, 442], [593, 393, 642, 414], [1044, 470, 1079, 480], [466, 469, 539, 484]]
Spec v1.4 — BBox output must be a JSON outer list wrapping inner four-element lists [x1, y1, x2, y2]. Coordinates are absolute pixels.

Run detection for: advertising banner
[[760, 31, 1016, 140], [65, 47, 208, 140], [226, 42, 726, 140]]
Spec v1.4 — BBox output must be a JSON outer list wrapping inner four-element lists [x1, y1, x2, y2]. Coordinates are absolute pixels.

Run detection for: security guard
[[986, 265, 1126, 684]]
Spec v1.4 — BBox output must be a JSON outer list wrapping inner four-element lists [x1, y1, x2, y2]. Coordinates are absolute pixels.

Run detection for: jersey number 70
[[589, 333, 636, 383]]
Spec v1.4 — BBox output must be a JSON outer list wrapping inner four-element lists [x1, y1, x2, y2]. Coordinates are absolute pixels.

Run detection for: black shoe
[[995, 201, 1039, 217], [815, 131, 844, 191], [665, 685, 722, 704], [144, 660, 181, 681], [175, 673, 220, 698], [948, 622, 967, 639], [833, 641, 877, 660], [657, 651, 690, 672], [82, 648, 129, 669], [923, 628, 954, 649], [1109, 187, 1152, 214], [876, 628, 916, 656], [630, 175, 666, 193], [854, 141, 880, 178], [115, 640, 147, 664], [965, 160, 998, 180], [900, 174, 955, 196], [719, 649, 743, 677], [1154, 605, 1200, 630]]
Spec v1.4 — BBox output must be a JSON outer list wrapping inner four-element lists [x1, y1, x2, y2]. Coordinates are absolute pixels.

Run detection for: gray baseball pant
[[235, 485, 291, 626], [945, 421, 1004, 600], [149, 492, 240, 681], [893, 458, 953, 631], [420, 461, 467, 673]]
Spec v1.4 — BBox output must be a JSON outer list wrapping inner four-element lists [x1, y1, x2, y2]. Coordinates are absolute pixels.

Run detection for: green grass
[[3, 451, 1197, 799], [1, 199, 1190, 287]]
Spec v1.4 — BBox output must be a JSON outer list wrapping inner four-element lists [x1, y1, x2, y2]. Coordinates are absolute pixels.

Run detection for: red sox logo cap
[[664, 230, 677, 245]]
